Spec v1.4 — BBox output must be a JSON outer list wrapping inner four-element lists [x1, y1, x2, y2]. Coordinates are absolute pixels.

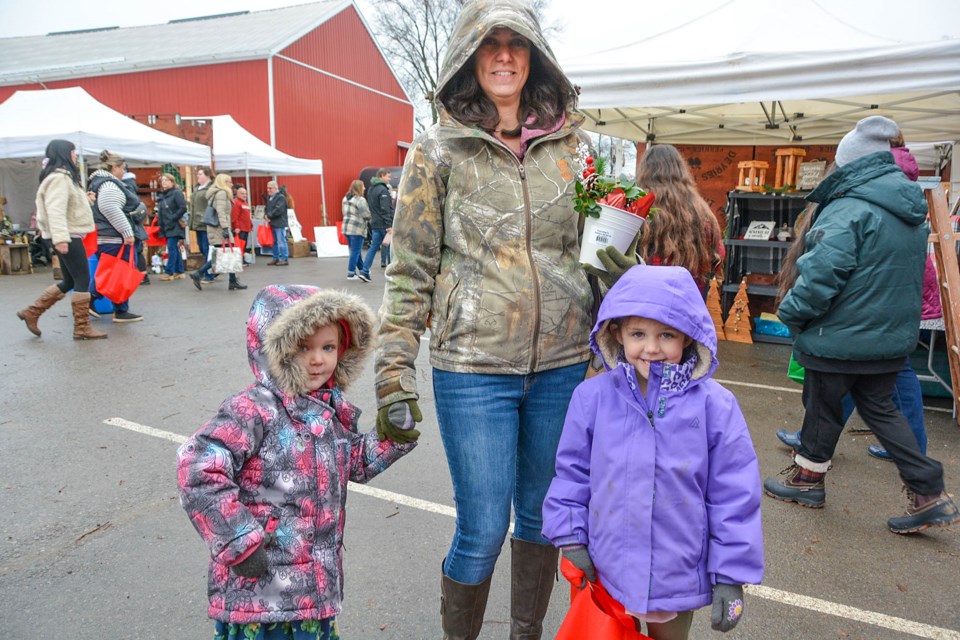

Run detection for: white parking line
[[105, 417, 960, 639]]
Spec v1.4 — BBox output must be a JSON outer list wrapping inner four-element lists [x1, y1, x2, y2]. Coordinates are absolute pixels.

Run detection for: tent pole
[[320, 173, 328, 227], [246, 161, 256, 264]]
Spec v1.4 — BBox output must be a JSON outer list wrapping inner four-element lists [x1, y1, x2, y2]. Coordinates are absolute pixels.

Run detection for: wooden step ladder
[[925, 185, 960, 425]]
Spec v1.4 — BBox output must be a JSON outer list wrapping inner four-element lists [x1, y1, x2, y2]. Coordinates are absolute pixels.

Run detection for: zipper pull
[[647, 410, 655, 429], [518, 164, 526, 181]]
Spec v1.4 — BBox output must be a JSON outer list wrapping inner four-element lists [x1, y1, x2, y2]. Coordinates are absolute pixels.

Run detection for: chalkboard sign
[[797, 161, 827, 190]]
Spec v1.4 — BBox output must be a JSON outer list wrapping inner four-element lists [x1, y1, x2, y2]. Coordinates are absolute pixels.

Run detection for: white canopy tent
[[561, 0, 960, 197], [0, 87, 211, 165], [0, 87, 211, 226], [184, 114, 328, 225]]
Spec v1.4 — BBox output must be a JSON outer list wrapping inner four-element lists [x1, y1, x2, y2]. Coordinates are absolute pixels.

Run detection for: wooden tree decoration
[[723, 278, 754, 344], [706, 277, 726, 341]]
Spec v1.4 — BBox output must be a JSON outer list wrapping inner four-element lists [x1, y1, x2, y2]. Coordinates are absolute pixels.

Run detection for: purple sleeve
[[704, 385, 765, 586], [542, 385, 593, 548]]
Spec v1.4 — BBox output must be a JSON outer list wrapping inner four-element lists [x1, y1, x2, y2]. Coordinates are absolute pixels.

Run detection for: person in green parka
[[764, 115, 959, 535]]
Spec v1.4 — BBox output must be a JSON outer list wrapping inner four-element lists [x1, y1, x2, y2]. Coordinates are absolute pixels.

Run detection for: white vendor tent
[[184, 114, 328, 225], [0, 87, 211, 227], [0, 87, 211, 165], [563, 0, 960, 147]]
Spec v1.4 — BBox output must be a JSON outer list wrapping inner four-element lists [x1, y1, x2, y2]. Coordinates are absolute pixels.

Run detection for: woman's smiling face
[[473, 27, 531, 108]]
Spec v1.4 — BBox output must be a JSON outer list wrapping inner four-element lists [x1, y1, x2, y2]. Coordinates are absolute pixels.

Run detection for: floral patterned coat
[[177, 285, 416, 624]]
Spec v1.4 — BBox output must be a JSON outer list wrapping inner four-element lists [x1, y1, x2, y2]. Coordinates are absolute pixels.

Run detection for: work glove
[[376, 399, 422, 444], [233, 543, 268, 578], [582, 231, 641, 290], [562, 545, 597, 588], [710, 583, 744, 632], [222, 229, 230, 239]]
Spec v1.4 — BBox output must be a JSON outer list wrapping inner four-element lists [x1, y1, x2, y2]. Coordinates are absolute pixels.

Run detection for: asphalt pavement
[[1, 255, 959, 639]]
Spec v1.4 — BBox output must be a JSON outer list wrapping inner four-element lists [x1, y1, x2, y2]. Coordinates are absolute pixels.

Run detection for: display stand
[[925, 185, 960, 424], [0, 243, 33, 275]]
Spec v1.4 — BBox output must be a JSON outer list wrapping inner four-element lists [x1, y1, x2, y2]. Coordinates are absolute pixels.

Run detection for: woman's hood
[[591, 265, 718, 380], [435, 0, 576, 107], [246, 285, 375, 396]]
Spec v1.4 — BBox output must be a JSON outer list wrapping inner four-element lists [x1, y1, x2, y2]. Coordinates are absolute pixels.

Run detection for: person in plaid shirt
[[341, 180, 371, 282]]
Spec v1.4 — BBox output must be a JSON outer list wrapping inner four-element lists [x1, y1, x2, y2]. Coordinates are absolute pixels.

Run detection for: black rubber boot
[[888, 489, 960, 534], [763, 463, 826, 508]]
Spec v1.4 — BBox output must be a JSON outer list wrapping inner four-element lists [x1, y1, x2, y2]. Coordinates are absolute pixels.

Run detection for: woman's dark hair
[[40, 139, 81, 186], [438, 44, 569, 135]]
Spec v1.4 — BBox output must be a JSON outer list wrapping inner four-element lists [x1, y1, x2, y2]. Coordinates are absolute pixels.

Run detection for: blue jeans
[[195, 229, 209, 261], [362, 228, 389, 274], [165, 237, 184, 275], [838, 361, 926, 453], [272, 227, 289, 261], [345, 234, 365, 274], [432, 361, 588, 584], [90, 243, 135, 313]]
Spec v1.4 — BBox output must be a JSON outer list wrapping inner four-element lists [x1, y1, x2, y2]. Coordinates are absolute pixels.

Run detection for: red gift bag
[[144, 225, 165, 247], [94, 246, 143, 303], [257, 225, 274, 247], [82, 230, 98, 257], [336, 220, 348, 245], [556, 559, 651, 640]]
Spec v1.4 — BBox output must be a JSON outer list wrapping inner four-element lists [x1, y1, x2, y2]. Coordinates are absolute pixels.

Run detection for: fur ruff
[[264, 289, 375, 395]]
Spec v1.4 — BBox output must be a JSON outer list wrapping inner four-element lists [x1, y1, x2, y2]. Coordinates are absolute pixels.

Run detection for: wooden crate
[[290, 240, 311, 258], [0, 243, 33, 275]]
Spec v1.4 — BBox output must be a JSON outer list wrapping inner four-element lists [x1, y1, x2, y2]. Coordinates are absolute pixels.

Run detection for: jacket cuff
[[375, 374, 419, 409]]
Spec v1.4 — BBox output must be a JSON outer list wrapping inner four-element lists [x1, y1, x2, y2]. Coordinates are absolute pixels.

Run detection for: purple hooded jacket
[[542, 266, 764, 614]]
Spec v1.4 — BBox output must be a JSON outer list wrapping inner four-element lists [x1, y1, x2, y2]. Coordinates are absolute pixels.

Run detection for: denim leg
[[346, 235, 365, 274], [276, 228, 289, 261], [798, 369, 855, 465], [434, 369, 522, 584], [892, 361, 927, 454], [272, 227, 282, 261], [382, 243, 391, 266], [513, 362, 588, 543], [196, 230, 209, 260], [165, 237, 180, 275], [850, 372, 943, 495], [362, 229, 386, 274]]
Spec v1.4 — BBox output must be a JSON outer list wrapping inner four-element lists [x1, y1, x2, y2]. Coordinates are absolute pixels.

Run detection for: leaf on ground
[[897, 583, 908, 592]]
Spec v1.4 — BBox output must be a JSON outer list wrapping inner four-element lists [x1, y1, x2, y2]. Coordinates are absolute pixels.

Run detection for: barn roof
[[0, 0, 352, 86]]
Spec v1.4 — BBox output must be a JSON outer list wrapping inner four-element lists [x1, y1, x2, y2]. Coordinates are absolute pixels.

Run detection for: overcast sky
[[1, 0, 956, 61]]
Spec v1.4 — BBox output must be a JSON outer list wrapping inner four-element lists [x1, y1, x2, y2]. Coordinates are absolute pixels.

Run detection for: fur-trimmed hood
[[247, 285, 375, 396], [591, 265, 718, 383]]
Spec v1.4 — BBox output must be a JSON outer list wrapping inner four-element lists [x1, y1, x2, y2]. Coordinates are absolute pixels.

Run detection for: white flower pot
[[579, 204, 645, 270]]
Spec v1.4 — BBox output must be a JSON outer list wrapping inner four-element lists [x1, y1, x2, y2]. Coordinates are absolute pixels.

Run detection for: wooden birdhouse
[[736, 161, 769, 192]]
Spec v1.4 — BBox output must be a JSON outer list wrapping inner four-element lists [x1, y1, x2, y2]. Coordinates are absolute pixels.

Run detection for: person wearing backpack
[[88, 150, 144, 323]]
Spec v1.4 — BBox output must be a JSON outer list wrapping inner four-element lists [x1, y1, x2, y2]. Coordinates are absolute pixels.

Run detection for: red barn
[[0, 0, 414, 239]]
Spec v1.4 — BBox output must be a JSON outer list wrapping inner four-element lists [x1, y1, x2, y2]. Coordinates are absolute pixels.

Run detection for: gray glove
[[233, 544, 268, 578], [376, 399, 422, 444], [221, 229, 230, 239], [562, 545, 596, 588], [582, 231, 641, 290], [711, 583, 744, 632]]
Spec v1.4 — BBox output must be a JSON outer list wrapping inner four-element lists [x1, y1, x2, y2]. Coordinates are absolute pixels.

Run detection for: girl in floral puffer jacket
[[177, 285, 416, 639]]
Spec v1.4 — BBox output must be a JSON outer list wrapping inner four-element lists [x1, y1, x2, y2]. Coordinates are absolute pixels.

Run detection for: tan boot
[[71, 293, 107, 340], [16, 285, 65, 336], [441, 560, 492, 640], [509, 538, 559, 640]]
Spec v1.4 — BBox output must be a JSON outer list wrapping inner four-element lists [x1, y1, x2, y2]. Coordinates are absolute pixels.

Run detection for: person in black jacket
[[265, 180, 289, 266], [360, 168, 394, 280], [155, 172, 187, 280]]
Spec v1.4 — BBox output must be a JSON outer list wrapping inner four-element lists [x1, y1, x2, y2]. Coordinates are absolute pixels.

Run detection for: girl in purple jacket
[[543, 265, 764, 639], [177, 285, 416, 640]]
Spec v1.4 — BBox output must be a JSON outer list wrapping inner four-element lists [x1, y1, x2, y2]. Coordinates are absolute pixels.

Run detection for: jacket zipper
[[518, 163, 543, 371]]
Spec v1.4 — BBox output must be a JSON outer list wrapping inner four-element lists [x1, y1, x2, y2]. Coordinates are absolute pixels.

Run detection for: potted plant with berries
[[574, 155, 655, 270]]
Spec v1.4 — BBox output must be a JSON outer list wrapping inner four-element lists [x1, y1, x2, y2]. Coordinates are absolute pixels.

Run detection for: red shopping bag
[[335, 220, 347, 245], [234, 235, 246, 255], [94, 246, 142, 303], [144, 225, 165, 247], [556, 558, 651, 640], [257, 225, 273, 247], [82, 230, 98, 257]]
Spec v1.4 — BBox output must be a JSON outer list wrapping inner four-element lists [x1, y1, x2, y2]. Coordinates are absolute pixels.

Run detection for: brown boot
[[71, 293, 107, 340], [16, 285, 65, 336], [509, 538, 559, 639], [441, 560, 492, 640]]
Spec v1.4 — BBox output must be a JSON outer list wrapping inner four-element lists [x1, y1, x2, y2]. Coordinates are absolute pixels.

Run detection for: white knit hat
[[835, 116, 899, 167]]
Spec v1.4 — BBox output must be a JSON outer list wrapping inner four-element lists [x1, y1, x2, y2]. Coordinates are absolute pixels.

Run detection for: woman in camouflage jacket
[[372, 1, 595, 637]]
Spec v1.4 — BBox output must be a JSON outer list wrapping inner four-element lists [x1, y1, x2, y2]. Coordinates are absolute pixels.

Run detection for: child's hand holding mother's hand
[[376, 399, 422, 444]]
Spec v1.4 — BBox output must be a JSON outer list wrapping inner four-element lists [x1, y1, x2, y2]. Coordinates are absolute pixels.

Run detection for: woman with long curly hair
[[635, 144, 723, 295]]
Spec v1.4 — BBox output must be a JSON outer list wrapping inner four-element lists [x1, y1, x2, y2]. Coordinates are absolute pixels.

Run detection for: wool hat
[[835, 116, 899, 167]]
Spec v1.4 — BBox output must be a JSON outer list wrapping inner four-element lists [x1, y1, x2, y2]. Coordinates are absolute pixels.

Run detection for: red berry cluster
[[581, 156, 595, 179]]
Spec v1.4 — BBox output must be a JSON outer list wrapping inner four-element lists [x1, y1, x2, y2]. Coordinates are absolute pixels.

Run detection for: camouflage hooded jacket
[[374, 0, 595, 407]]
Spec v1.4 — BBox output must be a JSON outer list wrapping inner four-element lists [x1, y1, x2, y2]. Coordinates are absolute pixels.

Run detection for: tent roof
[[186, 115, 324, 176], [0, 1, 350, 86], [563, 0, 960, 145], [0, 87, 211, 165]]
